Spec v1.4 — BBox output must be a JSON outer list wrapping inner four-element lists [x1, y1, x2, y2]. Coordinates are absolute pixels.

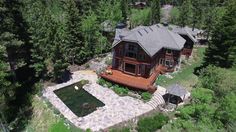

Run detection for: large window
[[125, 44, 137, 58], [165, 59, 173, 67], [124, 63, 136, 74]]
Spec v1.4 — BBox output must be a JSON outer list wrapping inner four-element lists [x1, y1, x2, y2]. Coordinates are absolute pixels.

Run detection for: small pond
[[54, 80, 105, 117]]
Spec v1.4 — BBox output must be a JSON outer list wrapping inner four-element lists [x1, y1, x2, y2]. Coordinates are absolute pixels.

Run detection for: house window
[[124, 63, 136, 74], [165, 60, 173, 67], [128, 44, 135, 51], [126, 52, 136, 58], [166, 49, 172, 54], [159, 58, 165, 65], [138, 54, 146, 60], [125, 43, 137, 58]]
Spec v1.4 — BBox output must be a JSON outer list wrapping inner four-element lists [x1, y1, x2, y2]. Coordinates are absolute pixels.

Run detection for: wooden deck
[[100, 65, 167, 92]]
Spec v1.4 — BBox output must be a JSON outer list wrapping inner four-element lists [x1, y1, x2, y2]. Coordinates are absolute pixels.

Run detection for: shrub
[[85, 63, 90, 69], [97, 78, 106, 86], [199, 65, 236, 97], [105, 57, 112, 65], [137, 113, 169, 132], [114, 86, 129, 95], [178, 105, 195, 119], [106, 81, 113, 88], [191, 88, 214, 104], [80, 79, 89, 85], [109, 127, 130, 132], [141, 92, 152, 101]]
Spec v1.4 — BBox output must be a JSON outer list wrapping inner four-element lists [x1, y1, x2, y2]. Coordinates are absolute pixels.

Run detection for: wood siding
[[180, 34, 194, 57], [112, 41, 181, 78]]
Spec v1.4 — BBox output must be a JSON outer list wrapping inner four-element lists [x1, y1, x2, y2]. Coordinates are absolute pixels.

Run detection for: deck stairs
[[147, 87, 166, 109]]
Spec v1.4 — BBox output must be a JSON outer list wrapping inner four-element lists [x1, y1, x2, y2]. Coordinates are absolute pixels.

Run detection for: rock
[[165, 74, 173, 79], [74, 86, 79, 90]]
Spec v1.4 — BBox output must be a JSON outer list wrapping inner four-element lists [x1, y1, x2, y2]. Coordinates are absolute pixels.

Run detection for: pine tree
[[50, 23, 69, 82], [204, 0, 236, 68], [150, 0, 161, 24], [191, 0, 204, 30], [0, 0, 30, 79], [178, 0, 192, 27], [121, 0, 128, 22], [62, 0, 83, 65], [226, 0, 236, 68]]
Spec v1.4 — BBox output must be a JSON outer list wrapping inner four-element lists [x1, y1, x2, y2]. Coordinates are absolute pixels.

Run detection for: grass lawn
[[156, 47, 206, 91], [24, 96, 82, 132]]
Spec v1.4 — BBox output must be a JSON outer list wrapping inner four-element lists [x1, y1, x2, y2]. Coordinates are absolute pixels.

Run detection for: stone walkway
[[43, 70, 165, 131]]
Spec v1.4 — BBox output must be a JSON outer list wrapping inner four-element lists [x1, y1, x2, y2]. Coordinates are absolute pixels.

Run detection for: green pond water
[[54, 80, 105, 117]]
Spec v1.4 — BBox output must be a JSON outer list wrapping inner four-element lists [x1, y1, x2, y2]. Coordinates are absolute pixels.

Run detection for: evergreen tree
[[63, 0, 83, 65], [80, 10, 99, 59], [191, 0, 204, 30], [120, 0, 128, 22], [150, 0, 161, 24], [204, 0, 218, 39], [23, 0, 47, 77], [178, 0, 192, 27], [50, 24, 69, 82], [204, 0, 236, 68]]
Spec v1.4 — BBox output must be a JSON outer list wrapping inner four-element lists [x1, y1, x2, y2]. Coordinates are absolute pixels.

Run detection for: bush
[[109, 127, 130, 132], [137, 113, 169, 132], [191, 88, 214, 104], [106, 81, 113, 88], [141, 92, 152, 101], [97, 78, 106, 86], [113, 86, 129, 95], [85, 63, 90, 69], [105, 58, 112, 65], [199, 65, 236, 97]]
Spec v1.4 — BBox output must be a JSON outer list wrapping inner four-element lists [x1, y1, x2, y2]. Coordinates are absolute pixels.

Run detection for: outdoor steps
[[147, 91, 165, 109]]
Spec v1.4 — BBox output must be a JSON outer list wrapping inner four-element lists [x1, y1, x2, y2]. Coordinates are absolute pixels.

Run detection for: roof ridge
[[166, 29, 181, 49]]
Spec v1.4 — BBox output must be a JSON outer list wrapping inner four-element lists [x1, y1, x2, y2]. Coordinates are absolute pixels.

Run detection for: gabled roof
[[157, 24, 198, 43], [172, 27, 198, 43], [112, 25, 186, 57], [167, 84, 188, 97]]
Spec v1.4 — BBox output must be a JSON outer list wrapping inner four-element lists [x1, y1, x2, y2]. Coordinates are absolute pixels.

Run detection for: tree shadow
[[193, 64, 206, 76], [56, 70, 73, 84], [3, 65, 37, 131]]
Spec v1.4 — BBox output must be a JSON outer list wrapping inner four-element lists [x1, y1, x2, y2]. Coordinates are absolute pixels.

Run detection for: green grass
[[24, 96, 60, 132], [156, 47, 206, 91], [49, 119, 83, 132], [24, 96, 82, 132]]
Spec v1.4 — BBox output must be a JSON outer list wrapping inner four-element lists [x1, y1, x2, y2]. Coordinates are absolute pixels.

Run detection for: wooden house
[[100, 25, 186, 92], [158, 24, 198, 58]]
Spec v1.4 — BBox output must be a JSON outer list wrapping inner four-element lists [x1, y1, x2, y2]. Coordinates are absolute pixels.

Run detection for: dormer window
[[166, 49, 172, 54]]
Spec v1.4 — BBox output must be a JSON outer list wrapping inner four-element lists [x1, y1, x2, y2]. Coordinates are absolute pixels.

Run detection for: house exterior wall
[[180, 35, 194, 57], [151, 48, 181, 71], [112, 41, 182, 78], [112, 41, 152, 78]]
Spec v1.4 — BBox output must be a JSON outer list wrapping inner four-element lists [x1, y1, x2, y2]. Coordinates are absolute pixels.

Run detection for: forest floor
[[156, 47, 206, 91]]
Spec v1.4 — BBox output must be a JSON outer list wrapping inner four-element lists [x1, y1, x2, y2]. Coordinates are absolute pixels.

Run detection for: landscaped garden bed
[[97, 78, 152, 102]]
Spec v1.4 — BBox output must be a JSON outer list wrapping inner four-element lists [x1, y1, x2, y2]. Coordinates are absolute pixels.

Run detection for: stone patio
[[43, 70, 164, 131]]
